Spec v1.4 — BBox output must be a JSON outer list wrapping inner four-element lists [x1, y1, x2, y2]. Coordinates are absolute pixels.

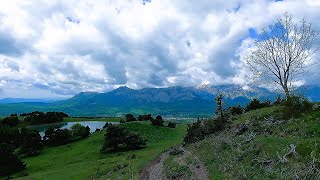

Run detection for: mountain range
[[0, 84, 319, 117]]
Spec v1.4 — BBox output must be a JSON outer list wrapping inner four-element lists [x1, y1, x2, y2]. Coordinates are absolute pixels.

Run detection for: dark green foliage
[[43, 127, 71, 146], [138, 114, 153, 121], [0, 143, 26, 176], [24, 111, 68, 125], [0, 125, 20, 147], [168, 122, 176, 128], [183, 120, 205, 144], [151, 115, 164, 126], [281, 96, 313, 118], [228, 104, 243, 115], [101, 125, 127, 151], [18, 128, 43, 157], [184, 95, 230, 144], [215, 94, 224, 119], [101, 124, 147, 152], [1, 115, 19, 127], [70, 123, 90, 139], [273, 96, 282, 105], [103, 122, 112, 128], [245, 98, 271, 112], [124, 132, 147, 150], [125, 114, 137, 122], [120, 119, 126, 123]]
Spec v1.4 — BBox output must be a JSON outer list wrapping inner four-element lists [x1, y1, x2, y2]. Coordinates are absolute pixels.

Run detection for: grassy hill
[[188, 106, 320, 179], [11, 122, 187, 179]]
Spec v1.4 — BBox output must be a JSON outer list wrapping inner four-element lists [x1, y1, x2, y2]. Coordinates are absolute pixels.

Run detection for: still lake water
[[29, 121, 117, 137]]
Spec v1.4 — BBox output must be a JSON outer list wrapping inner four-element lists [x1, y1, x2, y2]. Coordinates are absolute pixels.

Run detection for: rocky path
[[140, 147, 209, 180], [140, 152, 168, 180]]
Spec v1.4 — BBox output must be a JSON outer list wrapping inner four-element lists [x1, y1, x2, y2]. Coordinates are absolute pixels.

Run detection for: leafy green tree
[[43, 127, 71, 146], [101, 124, 147, 152], [125, 132, 147, 150], [0, 143, 26, 176], [101, 124, 127, 151], [70, 123, 90, 138], [151, 115, 164, 126], [229, 104, 243, 115], [125, 114, 137, 122], [168, 122, 176, 128], [18, 128, 43, 157], [1, 115, 19, 127]]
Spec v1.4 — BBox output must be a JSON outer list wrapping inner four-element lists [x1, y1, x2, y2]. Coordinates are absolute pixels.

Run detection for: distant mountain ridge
[[0, 85, 319, 117]]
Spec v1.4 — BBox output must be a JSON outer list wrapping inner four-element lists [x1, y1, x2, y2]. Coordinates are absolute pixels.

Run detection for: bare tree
[[246, 13, 319, 97]]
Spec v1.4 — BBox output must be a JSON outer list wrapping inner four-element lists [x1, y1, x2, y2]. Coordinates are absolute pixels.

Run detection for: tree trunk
[[282, 84, 290, 98]]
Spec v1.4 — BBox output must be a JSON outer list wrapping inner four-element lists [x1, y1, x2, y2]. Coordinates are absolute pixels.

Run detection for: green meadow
[[12, 122, 187, 179]]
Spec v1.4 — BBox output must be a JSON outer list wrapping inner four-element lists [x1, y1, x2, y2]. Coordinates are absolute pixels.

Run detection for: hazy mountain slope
[[0, 85, 318, 117]]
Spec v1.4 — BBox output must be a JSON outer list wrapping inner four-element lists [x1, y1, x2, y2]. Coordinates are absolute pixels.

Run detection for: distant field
[[12, 122, 187, 179], [63, 117, 122, 123]]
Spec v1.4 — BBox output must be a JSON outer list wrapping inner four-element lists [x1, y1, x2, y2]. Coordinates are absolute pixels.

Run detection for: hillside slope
[[11, 122, 187, 179], [0, 85, 278, 116], [188, 106, 320, 179]]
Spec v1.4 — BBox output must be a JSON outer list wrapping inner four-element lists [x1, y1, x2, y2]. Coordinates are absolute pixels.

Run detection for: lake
[[29, 121, 117, 137]]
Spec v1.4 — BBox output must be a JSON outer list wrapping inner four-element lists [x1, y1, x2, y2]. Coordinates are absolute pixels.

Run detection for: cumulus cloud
[[0, 0, 319, 98]]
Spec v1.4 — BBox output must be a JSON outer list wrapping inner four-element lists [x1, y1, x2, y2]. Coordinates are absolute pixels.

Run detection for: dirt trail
[[140, 147, 209, 180], [140, 153, 168, 180]]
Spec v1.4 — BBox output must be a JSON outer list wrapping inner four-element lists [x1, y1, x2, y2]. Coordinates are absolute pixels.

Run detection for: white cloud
[[0, 0, 319, 98]]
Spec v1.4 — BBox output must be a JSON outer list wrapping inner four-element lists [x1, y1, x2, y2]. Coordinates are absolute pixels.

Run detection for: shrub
[[168, 122, 176, 128], [18, 128, 43, 157], [43, 127, 71, 146], [183, 121, 205, 144], [1, 115, 19, 127], [151, 115, 164, 126], [281, 96, 313, 118], [24, 111, 67, 125], [101, 124, 147, 152], [120, 119, 126, 123], [125, 132, 147, 150], [125, 114, 137, 122], [273, 96, 282, 105], [70, 123, 90, 139], [138, 114, 153, 121], [103, 122, 112, 129], [228, 104, 243, 115], [245, 98, 271, 112], [0, 143, 26, 176]]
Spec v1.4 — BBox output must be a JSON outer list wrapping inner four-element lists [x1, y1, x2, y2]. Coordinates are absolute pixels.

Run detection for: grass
[[11, 122, 187, 179], [164, 155, 192, 179], [188, 106, 320, 179]]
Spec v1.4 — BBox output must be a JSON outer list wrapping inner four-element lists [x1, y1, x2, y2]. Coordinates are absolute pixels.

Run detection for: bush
[[0, 143, 26, 176], [125, 114, 137, 122], [1, 115, 19, 127], [273, 96, 282, 105], [43, 127, 71, 146], [245, 98, 271, 112], [101, 124, 147, 152], [18, 128, 43, 157], [103, 122, 112, 129], [120, 119, 126, 123], [228, 104, 243, 115], [151, 115, 164, 126], [125, 132, 147, 150], [24, 111, 68, 125], [281, 96, 313, 118], [183, 121, 205, 144], [138, 114, 153, 121], [167, 122, 176, 128], [70, 124, 90, 139]]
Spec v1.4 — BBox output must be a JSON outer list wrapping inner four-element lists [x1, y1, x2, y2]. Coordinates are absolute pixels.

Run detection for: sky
[[0, 0, 319, 99]]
